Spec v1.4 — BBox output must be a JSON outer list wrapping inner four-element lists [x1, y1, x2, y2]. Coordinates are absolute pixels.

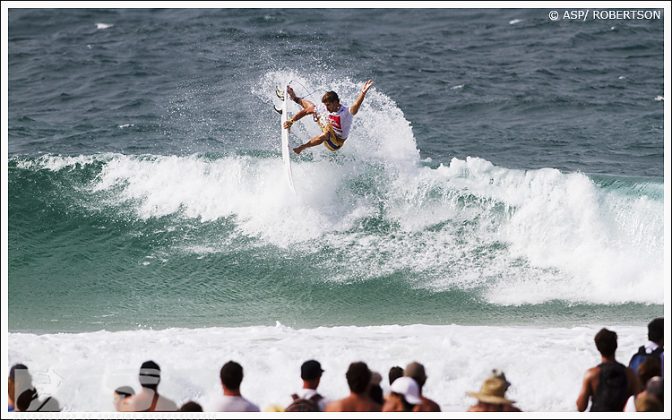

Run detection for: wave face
[[8, 7, 665, 332], [8, 77, 664, 331]]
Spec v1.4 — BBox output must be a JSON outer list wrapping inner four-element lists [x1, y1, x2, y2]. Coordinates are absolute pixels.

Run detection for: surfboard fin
[[273, 105, 282, 114], [275, 86, 285, 100]]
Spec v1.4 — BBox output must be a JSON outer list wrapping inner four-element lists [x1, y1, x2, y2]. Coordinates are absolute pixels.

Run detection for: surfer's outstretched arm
[[350, 79, 374, 116]]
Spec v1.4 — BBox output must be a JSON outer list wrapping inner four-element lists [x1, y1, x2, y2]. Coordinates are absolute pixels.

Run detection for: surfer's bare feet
[[293, 145, 303, 154]]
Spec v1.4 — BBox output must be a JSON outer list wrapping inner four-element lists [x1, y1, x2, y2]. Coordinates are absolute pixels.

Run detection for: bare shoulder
[[428, 399, 441, 411], [324, 399, 342, 412], [585, 366, 600, 379]]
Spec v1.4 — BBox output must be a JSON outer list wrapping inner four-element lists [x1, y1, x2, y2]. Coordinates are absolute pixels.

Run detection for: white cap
[[390, 376, 422, 405]]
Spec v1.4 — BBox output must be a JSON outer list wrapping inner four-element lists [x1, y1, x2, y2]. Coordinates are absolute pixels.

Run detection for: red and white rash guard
[[317, 103, 353, 139]]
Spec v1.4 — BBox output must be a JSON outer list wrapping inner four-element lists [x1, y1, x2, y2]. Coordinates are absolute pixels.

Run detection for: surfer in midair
[[282, 80, 374, 154]]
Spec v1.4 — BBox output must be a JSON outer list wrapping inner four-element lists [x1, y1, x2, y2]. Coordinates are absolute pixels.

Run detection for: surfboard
[[280, 85, 296, 193]]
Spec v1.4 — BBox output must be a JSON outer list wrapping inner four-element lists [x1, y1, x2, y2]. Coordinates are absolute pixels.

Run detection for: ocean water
[[6, 8, 665, 411]]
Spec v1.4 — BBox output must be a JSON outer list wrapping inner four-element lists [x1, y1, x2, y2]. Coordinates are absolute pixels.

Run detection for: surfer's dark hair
[[322, 91, 339, 103]]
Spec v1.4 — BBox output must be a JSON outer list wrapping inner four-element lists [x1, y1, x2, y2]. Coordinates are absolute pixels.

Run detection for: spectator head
[[388, 366, 403, 386], [635, 393, 663, 412], [369, 371, 384, 405], [370, 371, 382, 386], [113, 386, 134, 411], [467, 370, 515, 406], [647, 318, 664, 344], [346, 362, 371, 395], [8, 364, 32, 404], [637, 357, 662, 386], [179, 401, 203, 412], [220, 361, 244, 391], [9, 363, 30, 382], [594, 328, 618, 358], [300, 360, 324, 381], [114, 385, 134, 398], [404, 361, 428, 388], [138, 361, 161, 391], [390, 376, 422, 410], [646, 376, 663, 403]]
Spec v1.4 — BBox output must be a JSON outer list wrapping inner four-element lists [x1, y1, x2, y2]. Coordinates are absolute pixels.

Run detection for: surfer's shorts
[[322, 125, 346, 152]]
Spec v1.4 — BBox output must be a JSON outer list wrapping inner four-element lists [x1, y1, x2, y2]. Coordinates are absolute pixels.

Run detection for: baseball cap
[[390, 376, 422, 405], [301, 360, 324, 380]]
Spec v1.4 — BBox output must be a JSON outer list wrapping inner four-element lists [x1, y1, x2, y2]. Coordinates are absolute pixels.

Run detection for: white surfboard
[[280, 85, 296, 193]]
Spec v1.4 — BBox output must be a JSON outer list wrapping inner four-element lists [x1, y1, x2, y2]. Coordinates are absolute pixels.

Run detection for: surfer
[[283, 80, 374, 154]]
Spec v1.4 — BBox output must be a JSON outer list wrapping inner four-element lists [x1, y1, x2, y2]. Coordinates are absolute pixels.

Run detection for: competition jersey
[[317, 103, 353, 139]]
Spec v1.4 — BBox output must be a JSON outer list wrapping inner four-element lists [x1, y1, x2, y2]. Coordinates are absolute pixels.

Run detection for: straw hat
[[467, 370, 515, 405]]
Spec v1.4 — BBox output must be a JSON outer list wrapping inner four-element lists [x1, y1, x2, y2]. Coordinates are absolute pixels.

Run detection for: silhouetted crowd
[[7, 317, 664, 412]]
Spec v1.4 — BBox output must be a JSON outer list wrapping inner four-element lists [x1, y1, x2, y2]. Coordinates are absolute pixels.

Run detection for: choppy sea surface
[[7, 8, 665, 411]]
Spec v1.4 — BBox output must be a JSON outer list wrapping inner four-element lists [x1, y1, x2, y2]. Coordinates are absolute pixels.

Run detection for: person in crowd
[[325, 361, 381, 412], [467, 369, 522, 412], [286, 359, 328, 412], [576, 328, 639, 411], [629, 317, 664, 377], [404, 361, 441, 411], [368, 371, 384, 405], [643, 376, 663, 406], [382, 376, 422, 412], [120, 360, 177, 412], [635, 393, 663, 412], [179, 401, 203, 411], [212, 360, 259, 412], [623, 356, 661, 411], [8, 364, 31, 412], [632, 376, 663, 412], [15, 387, 61, 412], [113, 386, 135, 411], [9, 364, 60, 412], [388, 366, 403, 387]]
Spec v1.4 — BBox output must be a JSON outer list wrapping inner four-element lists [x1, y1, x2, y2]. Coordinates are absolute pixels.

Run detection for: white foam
[[8, 324, 646, 412], [654, 95, 664, 101], [21, 147, 664, 306], [15, 154, 111, 171], [18, 69, 664, 306], [509, 19, 522, 25], [95, 23, 113, 30]]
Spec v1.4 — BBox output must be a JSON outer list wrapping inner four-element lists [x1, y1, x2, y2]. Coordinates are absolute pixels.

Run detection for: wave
[[8, 71, 664, 307], [9, 149, 663, 307]]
